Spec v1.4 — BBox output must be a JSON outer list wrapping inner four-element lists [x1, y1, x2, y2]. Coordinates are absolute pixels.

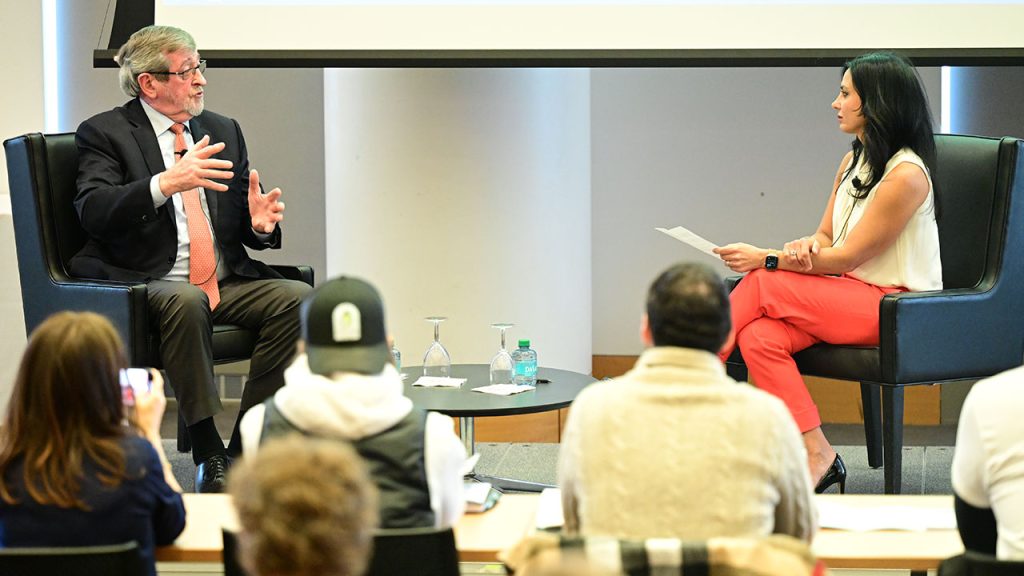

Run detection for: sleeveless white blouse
[[831, 148, 942, 292]]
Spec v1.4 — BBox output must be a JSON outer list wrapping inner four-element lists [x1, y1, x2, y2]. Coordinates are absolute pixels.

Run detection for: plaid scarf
[[502, 532, 827, 576]]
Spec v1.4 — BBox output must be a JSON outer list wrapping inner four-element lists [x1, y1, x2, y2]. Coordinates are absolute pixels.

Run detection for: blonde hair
[[229, 435, 379, 576], [115, 25, 196, 97]]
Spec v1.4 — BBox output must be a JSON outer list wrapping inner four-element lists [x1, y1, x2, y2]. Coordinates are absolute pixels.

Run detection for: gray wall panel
[[950, 67, 1024, 138]]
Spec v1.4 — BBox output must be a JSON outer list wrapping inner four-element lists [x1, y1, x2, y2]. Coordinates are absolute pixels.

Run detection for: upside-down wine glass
[[422, 316, 451, 377], [489, 323, 514, 385]]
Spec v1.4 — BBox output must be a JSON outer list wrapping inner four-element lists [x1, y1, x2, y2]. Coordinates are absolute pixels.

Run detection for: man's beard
[[185, 97, 204, 118]]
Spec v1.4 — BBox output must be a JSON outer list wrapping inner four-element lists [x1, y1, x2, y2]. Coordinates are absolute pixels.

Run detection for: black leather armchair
[[4, 132, 314, 452], [939, 551, 1024, 575], [365, 527, 461, 576], [223, 527, 461, 576], [726, 134, 1024, 494]]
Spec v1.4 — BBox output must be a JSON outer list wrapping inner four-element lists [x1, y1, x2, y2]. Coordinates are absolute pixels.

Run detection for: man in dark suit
[[72, 25, 310, 492]]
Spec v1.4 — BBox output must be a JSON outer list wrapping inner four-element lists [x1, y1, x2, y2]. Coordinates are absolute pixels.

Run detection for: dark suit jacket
[[71, 98, 282, 282]]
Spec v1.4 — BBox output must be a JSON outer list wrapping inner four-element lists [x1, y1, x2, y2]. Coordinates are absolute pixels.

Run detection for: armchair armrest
[[725, 275, 744, 292], [269, 264, 314, 287], [879, 283, 1022, 383], [24, 278, 151, 365]]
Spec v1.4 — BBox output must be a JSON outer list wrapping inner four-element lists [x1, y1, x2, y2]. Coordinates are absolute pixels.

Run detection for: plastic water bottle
[[511, 339, 538, 386], [391, 343, 401, 372]]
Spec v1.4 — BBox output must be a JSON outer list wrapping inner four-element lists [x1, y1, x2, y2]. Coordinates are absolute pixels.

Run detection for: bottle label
[[515, 363, 537, 377]]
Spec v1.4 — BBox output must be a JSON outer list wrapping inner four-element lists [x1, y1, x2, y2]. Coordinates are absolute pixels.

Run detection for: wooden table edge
[[156, 548, 223, 563]]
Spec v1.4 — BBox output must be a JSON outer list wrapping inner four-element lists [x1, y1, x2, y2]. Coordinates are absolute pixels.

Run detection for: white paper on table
[[412, 376, 466, 387], [816, 500, 957, 532], [656, 226, 721, 257], [471, 384, 535, 396], [536, 488, 565, 530], [464, 480, 493, 504]]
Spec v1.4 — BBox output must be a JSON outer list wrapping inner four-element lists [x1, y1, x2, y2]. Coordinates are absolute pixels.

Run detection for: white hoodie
[[240, 353, 466, 527]]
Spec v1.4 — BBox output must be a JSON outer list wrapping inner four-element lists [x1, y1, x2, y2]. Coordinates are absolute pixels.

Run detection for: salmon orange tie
[[169, 123, 220, 310]]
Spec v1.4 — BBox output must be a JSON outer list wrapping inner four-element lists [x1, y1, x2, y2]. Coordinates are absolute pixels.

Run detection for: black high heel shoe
[[814, 453, 847, 494]]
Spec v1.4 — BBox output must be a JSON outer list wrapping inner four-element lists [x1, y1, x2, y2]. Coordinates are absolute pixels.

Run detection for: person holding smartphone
[[0, 311, 185, 576]]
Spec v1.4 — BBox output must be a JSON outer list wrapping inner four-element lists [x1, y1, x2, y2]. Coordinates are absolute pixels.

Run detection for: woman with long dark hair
[[714, 52, 941, 493], [0, 311, 185, 575]]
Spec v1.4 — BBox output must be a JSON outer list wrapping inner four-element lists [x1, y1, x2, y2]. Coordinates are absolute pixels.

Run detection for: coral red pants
[[720, 269, 904, 433]]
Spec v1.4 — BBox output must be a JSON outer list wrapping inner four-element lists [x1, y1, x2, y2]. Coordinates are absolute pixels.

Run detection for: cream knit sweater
[[558, 347, 816, 541]]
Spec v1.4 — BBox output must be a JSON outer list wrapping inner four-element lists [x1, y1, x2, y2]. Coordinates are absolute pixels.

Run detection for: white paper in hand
[[656, 226, 720, 257]]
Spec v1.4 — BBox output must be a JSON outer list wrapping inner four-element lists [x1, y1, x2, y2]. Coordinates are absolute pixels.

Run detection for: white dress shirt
[[139, 99, 228, 282]]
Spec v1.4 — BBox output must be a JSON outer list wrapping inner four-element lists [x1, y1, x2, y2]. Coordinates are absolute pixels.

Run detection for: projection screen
[[94, 1, 1024, 67]]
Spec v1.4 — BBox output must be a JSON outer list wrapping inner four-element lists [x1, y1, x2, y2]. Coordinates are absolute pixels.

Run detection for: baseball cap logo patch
[[301, 275, 390, 376], [331, 302, 362, 343]]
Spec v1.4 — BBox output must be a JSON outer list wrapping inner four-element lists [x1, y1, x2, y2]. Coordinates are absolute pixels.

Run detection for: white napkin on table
[[471, 384, 535, 396]]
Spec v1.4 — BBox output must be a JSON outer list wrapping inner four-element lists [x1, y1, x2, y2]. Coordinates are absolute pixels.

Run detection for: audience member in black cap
[[239, 276, 466, 528]]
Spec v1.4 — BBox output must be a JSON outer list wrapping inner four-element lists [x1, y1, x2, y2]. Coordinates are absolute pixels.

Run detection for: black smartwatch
[[765, 252, 779, 271]]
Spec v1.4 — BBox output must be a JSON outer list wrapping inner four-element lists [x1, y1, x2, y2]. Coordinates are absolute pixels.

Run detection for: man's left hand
[[247, 169, 284, 234]]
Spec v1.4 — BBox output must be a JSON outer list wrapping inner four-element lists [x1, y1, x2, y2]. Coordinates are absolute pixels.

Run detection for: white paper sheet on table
[[536, 488, 565, 530], [412, 376, 466, 387], [471, 384, 535, 396], [656, 226, 721, 257], [816, 500, 957, 531]]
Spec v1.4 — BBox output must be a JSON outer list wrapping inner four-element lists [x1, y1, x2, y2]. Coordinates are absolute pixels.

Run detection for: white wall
[[324, 69, 592, 373], [0, 0, 43, 412], [950, 67, 1024, 137], [0, 1, 44, 201]]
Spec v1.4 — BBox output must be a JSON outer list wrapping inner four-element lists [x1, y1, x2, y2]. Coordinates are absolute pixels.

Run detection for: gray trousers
[[147, 276, 311, 426]]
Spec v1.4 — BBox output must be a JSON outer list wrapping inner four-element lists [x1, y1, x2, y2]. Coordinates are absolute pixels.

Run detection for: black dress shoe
[[814, 453, 847, 494], [195, 454, 230, 494]]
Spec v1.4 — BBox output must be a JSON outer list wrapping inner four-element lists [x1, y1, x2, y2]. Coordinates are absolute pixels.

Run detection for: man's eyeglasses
[[147, 60, 206, 80]]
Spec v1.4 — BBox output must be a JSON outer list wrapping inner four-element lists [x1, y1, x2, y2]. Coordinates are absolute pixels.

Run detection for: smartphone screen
[[119, 368, 151, 406]]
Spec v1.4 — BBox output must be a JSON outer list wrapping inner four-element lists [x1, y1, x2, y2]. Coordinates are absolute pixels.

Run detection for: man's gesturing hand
[[158, 135, 234, 196], [248, 169, 284, 234]]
